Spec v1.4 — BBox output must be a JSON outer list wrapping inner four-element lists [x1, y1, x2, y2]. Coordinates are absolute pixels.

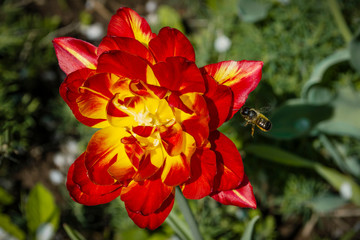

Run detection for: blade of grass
[[166, 211, 193, 240], [175, 187, 203, 240], [240, 215, 260, 240]]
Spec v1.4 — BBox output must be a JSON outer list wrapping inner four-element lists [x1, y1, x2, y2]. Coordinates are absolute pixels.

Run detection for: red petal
[[132, 146, 165, 182], [181, 148, 217, 199], [85, 127, 132, 185], [97, 51, 147, 82], [126, 192, 174, 230], [120, 177, 173, 215], [66, 153, 122, 206], [77, 75, 110, 121], [211, 175, 256, 209], [160, 123, 184, 157], [53, 37, 97, 75], [82, 72, 118, 99], [152, 57, 205, 94], [161, 132, 196, 186], [201, 60, 263, 117], [210, 131, 244, 192], [173, 93, 210, 147], [149, 27, 195, 62], [59, 68, 108, 128], [202, 72, 233, 130], [132, 126, 155, 137], [98, 36, 155, 63], [107, 7, 156, 46]]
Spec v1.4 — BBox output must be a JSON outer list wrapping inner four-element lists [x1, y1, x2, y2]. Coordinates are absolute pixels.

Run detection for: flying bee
[[240, 107, 272, 136]]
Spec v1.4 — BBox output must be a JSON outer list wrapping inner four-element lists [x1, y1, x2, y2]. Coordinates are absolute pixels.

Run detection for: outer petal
[[97, 51, 148, 82], [126, 192, 174, 230], [210, 131, 244, 192], [201, 60, 263, 118], [120, 177, 173, 215], [107, 7, 156, 47], [181, 148, 217, 199], [211, 175, 256, 209], [77, 73, 113, 121], [66, 153, 122, 206], [53, 37, 97, 75], [85, 127, 133, 185], [202, 72, 233, 131], [98, 36, 155, 64], [152, 57, 205, 94], [59, 68, 109, 128], [149, 27, 195, 62]]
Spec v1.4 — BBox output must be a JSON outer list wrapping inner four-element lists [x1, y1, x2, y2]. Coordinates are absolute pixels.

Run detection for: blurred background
[[1, 0, 360, 239]]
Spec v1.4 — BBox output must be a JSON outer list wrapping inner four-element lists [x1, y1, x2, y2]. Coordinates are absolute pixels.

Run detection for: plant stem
[[327, 0, 353, 43], [175, 187, 203, 240]]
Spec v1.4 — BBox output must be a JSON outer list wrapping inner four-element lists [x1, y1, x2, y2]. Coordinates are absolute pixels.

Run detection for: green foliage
[[238, 0, 270, 23], [1, 0, 360, 239], [0, 1, 60, 154], [157, 5, 185, 33], [0, 186, 14, 207], [350, 29, 360, 73], [240, 215, 259, 240], [280, 176, 329, 219], [268, 101, 333, 139], [0, 214, 26, 240], [63, 223, 86, 240], [25, 183, 60, 237]]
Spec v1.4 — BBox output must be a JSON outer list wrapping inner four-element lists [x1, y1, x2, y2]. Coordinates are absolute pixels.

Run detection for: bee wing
[[259, 105, 273, 114]]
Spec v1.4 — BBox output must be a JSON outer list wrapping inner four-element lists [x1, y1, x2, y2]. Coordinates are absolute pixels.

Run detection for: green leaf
[[316, 87, 360, 138], [301, 49, 350, 99], [309, 195, 347, 213], [240, 215, 260, 240], [0, 214, 25, 240], [63, 224, 86, 240], [245, 145, 360, 206], [245, 144, 315, 168], [158, 6, 184, 33], [267, 101, 333, 139], [314, 164, 360, 206], [0, 186, 14, 206], [306, 86, 335, 105], [350, 29, 360, 73], [25, 183, 60, 234], [238, 0, 271, 23]]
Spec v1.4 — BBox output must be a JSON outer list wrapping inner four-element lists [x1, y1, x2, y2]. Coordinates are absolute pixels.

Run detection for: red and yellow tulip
[[53, 7, 263, 230]]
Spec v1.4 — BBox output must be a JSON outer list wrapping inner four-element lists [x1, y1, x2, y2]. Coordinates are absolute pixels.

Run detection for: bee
[[240, 107, 272, 136]]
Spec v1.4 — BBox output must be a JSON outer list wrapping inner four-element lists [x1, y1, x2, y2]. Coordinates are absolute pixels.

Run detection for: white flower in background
[[214, 34, 232, 53], [80, 22, 104, 41], [145, 1, 158, 25], [64, 139, 78, 155], [339, 182, 352, 200], [53, 139, 79, 172], [53, 152, 66, 169], [36, 224, 54, 240], [49, 169, 64, 185], [146, 13, 159, 26], [0, 228, 17, 240], [146, 1, 158, 13]]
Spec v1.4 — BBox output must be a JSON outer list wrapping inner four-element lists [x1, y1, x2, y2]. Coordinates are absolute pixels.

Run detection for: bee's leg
[[251, 125, 255, 137]]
